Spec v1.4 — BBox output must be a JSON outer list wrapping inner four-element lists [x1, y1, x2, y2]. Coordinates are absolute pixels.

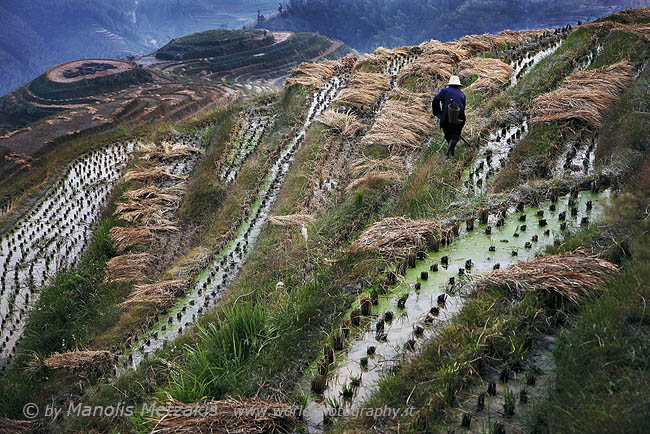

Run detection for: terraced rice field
[[116, 75, 348, 373], [0, 141, 137, 370], [303, 189, 609, 430]]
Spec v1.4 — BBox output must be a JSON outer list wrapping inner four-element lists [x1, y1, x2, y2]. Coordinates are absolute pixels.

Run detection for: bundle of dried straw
[[474, 252, 618, 303], [122, 185, 183, 204], [532, 61, 636, 127], [459, 57, 514, 94], [121, 280, 187, 308], [334, 72, 392, 113], [361, 89, 435, 150], [349, 217, 442, 257], [346, 156, 407, 192], [286, 60, 338, 88], [397, 52, 456, 91], [38, 350, 116, 377], [286, 57, 357, 88], [269, 214, 316, 227], [140, 142, 204, 161], [105, 253, 155, 283], [150, 396, 296, 433], [109, 225, 177, 252], [124, 165, 187, 184], [354, 46, 419, 72], [316, 110, 363, 137]]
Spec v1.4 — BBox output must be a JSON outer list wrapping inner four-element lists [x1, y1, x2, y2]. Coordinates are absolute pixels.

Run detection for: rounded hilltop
[[46, 59, 134, 83], [155, 29, 278, 61], [30, 59, 152, 102], [151, 29, 350, 84]]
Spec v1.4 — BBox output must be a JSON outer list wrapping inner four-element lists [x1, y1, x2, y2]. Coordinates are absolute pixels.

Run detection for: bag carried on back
[[448, 102, 462, 125]]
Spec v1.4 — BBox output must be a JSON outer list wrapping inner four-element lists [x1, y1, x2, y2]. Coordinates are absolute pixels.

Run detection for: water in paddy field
[[510, 40, 562, 87], [220, 113, 273, 184], [302, 189, 609, 432], [0, 142, 137, 370], [464, 118, 530, 195], [554, 137, 598, 177], [0, 132, 208, 370], [0, 200, 14, 219], [116, 76, 348, 374], [375, 55, 416, 115]]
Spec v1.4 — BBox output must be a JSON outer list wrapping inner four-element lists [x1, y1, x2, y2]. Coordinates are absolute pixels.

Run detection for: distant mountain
[[0, 0, 277, 96], [258, 0, 649, 52], [3, 0, 645, 97]]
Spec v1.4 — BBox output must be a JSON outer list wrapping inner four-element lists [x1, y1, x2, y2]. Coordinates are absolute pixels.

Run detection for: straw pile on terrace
[[397, 52, 457, 91], [105, 253, 154, 284], [589, 20, 650, 42], [474, 253, 618, 303], [40, 350, 116, 378], [488, 29, 548, 48], [122, 185, 183, 203], [140, 142, 204, 161], [269, 214, 316, 227], [419, 40, 470, 62], [124, 165, 187, 184], [458, 57, 514, 94], [349, 217, 442, 258], [347, 156, 407, 191], [346, 171, 402, 192], [112, 142, 192, 254], [457, 34, 498, 55], [402, 29, 545, 90], [121, 280, 187, 308], [116, 186, 185, 226], [286, 60, 338, 88], [457, 30, 546, 56], [0, 418, 35, 433], [598, 7, 650, 25], [109, 225, 177, 251], [532, 61, 636, 127], [361, 89, 435, 151], [354, 46, 419, 72], [286, 56, 357, 88], [396, 38, 476, 92], [150, 396, 296, 434], [316, 109, 363, 137], [115, 200, 177, 226], [375, 46, 418, 58], [351, 156, 407, 176], [334, 72, 391, 113]]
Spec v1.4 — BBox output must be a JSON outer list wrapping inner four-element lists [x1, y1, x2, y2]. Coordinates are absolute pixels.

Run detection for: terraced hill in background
[[0, 29, 349, 225], [0, 0, 282, 97], [0, 8, 649, 434], [149, 30, 350, 86], [155, 29, 277, 60]]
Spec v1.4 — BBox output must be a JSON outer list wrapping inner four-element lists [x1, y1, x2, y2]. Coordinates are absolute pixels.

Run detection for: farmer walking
[[432, 75, 466, 158]]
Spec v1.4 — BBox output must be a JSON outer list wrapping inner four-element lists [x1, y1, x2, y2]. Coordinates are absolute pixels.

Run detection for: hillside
[[259, 0, 649, 51], [149, 30, 351, 86], [155, 29, 277, 61], [0, 7, 650, 434], [0, 0, 287, 97], [0, 29, 349, 224], [2, 1, 644, 97]]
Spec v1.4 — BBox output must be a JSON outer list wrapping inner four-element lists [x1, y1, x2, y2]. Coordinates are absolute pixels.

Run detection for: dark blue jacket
[[432, 87, 466, 129]]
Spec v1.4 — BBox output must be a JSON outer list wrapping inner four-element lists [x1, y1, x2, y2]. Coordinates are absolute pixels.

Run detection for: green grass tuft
[[165, 303, 269, 402], [0, 216, 123, 417]]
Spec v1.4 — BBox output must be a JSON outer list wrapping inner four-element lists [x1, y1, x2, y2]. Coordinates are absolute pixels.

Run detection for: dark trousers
[[443, 125, 463, 157]]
